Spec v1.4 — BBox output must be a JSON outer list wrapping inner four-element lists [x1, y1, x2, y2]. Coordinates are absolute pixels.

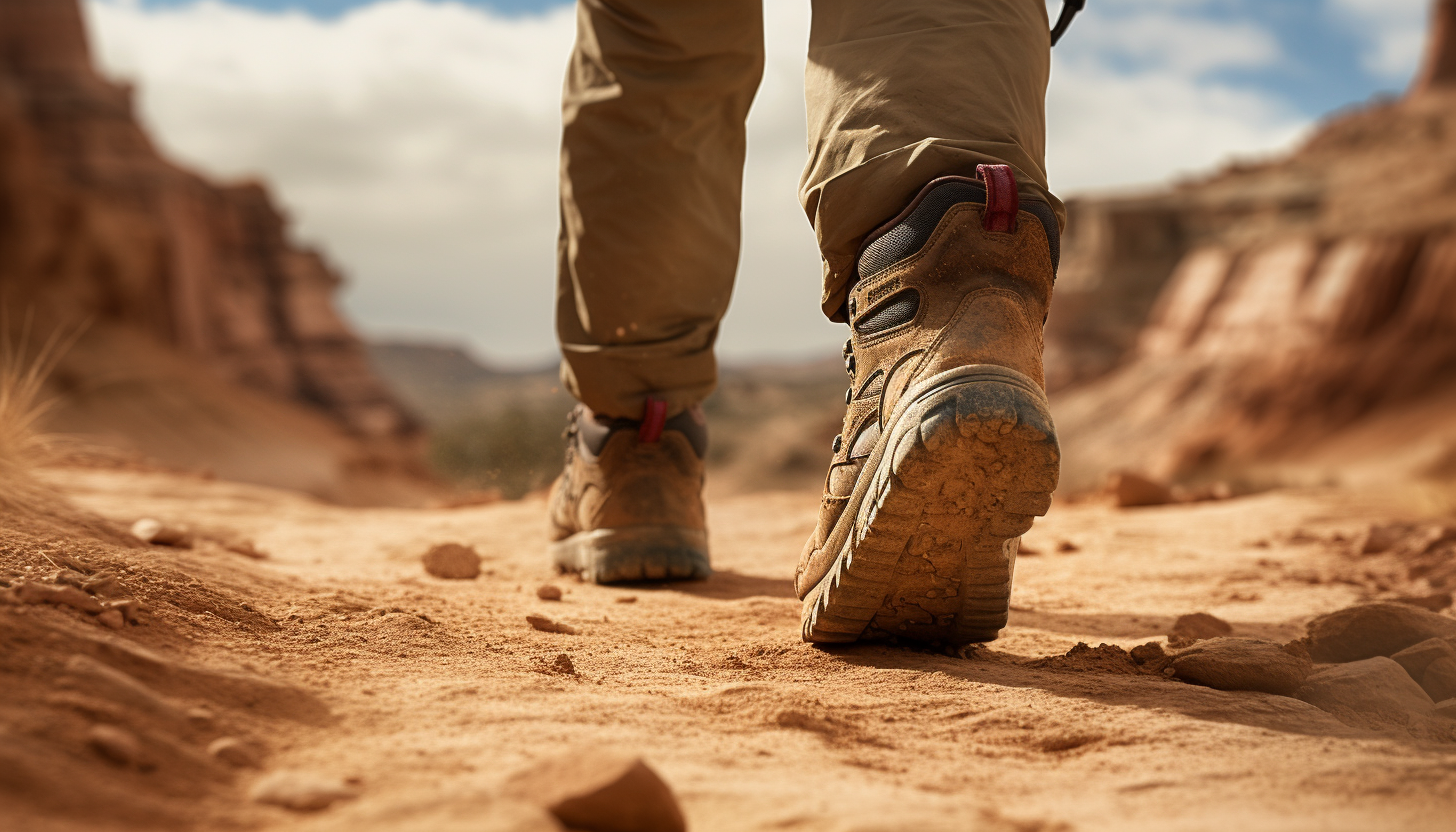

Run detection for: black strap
[[1050, 0, 1086, 47]]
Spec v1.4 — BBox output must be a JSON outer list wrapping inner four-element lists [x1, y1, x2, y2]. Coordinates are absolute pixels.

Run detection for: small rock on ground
[[1303, 602, 1456, 663], [1422, 657, 1456, 703], [527, 615, 578, 635], [503, 749, 685, 832], [536, 584, 563, 601], [208, 736, 265, 768], [1109, 471, 1175, 508], [1391, 637, 1456, 680], [1296, 657, 1435, 727], [538, 653, 576, 676], [1355, 522, 1416, 555], [1168, 612, 1233, 646], [225, 539, 269, 559], [1436, 698, 1456, 720], [1170, 638, 1311, 696], [130, 518, 192, 547], [422, 543, 481, 580], [1129, 642, 1166, 666], [250, 771, 358, 811], [17, 581, 103, 614], [87, 725, 152, 770]]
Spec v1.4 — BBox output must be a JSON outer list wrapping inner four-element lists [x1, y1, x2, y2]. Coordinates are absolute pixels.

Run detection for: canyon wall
[[1047, 4, 1456, 491], [0, 0, 433, 503]]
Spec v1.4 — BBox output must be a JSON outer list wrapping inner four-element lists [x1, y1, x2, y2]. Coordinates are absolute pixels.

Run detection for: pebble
[[130, 518, 192, 547], [1355, 522, 1414, 555], [1391, 637, 1456, 680], [97, 609, 125, 629], [87, 725, 151, 769], [503, 750, 686, 832], [1436, 698, 1456, 720], [1170, 637, 1311, 696], [1296, 657, 1435, 723], [1304, 602, 1456, 663], [1167, 612, 1232, 646], [527, 615, 577, 635], [105, 598, 145, 624], [421, 543, 481, 580], [1129, 642, 1166, 665], [225, 540, 269, 559], [250, 770, 358, 811], [536, 584, 563, 601], [16, 581, 103, 614], [1108, 471, 1174, 508], [615, 596, 638, 604], [82, 573, 121, 595], [208, 737, 265, 769], [1422, 657, 1456, 703]]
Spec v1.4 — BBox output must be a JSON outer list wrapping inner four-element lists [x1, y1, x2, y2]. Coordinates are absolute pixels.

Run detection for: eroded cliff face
[[0, 0, 432, 504], [1048, 55, 1456, 491]]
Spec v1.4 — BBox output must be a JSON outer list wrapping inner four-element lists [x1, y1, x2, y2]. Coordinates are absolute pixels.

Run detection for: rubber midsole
[[551, 525, 710, 582]]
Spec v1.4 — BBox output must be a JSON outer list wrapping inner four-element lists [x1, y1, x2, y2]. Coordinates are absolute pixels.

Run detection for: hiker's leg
[[799, 0, 1059, 318], [557, 0, 765, 419], [795, 0, 1063, 644]]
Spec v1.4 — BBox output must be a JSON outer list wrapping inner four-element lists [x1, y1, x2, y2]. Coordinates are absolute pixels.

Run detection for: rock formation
[[1414, 0, 1456, 96], [0, 0, 432, 503], [1047, 0, 1456, 491]]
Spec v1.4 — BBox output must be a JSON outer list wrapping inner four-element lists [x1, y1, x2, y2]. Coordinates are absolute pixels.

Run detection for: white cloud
[[86, 0, 1312, 365], [1045, 0, 1308, 192], [1330, 0, 1429, 80], [1065, 4, 1281, 76]]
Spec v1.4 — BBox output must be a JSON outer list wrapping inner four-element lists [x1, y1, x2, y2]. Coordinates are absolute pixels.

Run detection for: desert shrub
[[430, 406, 566, 499]]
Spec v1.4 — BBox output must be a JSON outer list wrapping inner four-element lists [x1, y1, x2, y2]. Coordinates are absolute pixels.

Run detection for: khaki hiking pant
[[557, 0, 1061, 419]]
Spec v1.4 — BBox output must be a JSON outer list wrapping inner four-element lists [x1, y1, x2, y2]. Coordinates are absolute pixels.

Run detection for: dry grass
[[0, 316, 74, 473]]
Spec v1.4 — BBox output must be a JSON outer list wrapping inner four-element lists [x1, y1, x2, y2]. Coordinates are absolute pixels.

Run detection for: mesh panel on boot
[[854, 290, 920, 335]]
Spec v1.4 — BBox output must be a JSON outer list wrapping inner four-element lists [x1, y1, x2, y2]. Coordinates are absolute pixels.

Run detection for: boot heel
[[803, 368, 1059, 645]]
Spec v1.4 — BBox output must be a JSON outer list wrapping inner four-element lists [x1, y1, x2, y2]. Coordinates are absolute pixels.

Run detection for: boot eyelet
[[844, 387, 853, 405], [848, 297, 857, 318], [832, 435, 843, 453], [844, 354, 856, 376]]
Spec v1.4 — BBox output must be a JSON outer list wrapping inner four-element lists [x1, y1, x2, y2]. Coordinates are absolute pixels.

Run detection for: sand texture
[[0, 466, 1452, 831]]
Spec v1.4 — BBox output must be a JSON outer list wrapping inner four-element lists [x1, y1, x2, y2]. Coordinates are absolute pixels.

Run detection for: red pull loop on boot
[[639, 396, 667, 443], [976, 164, 1019, 233]]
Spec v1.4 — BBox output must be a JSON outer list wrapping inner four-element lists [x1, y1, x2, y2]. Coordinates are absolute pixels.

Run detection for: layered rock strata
[[0, 0, 430, 502], [1047, 2, 1456, 490]]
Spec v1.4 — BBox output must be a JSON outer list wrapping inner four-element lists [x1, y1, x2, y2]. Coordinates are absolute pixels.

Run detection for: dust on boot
[[797, 165, 1062, 646]]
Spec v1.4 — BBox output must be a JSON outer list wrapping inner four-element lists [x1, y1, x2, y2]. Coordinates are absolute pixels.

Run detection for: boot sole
[[552, 526, 710, 584], [801, 365, 1060, 646]]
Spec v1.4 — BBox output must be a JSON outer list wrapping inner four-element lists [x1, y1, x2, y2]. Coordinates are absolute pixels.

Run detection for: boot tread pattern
[[802, 377, 1059, 645]]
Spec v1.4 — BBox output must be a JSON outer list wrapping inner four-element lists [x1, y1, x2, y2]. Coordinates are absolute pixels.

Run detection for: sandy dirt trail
[[16, 467, 1456, 832]]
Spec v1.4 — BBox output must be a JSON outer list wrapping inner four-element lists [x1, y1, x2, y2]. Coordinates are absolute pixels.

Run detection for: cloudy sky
[[84, 0, 1428, 367]]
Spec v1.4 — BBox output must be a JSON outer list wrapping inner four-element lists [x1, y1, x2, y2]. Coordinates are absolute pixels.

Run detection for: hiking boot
[[548, 400, 711, 583], [796, 165, 1062, 646]]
